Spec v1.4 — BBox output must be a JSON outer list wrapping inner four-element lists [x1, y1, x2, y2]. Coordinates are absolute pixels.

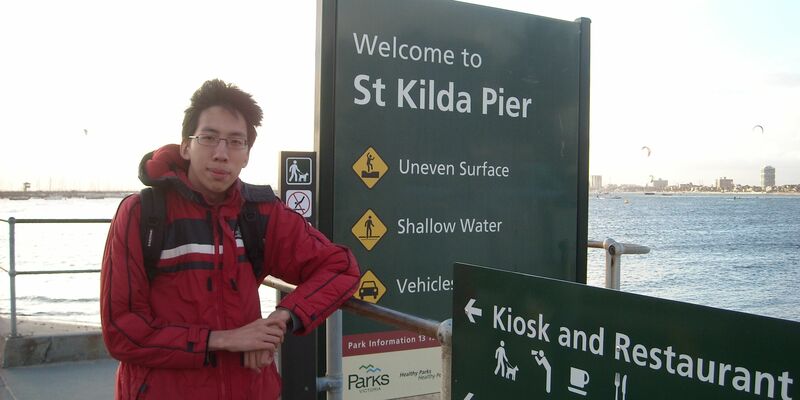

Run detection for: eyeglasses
[[188, 135, 248, 150]]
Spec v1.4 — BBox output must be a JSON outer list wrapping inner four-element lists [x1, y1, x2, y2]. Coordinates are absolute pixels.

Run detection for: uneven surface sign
[[452, 263, 798, 399]]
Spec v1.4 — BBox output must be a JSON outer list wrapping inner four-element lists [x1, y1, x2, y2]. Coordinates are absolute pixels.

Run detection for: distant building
[[761, 166, 775, 188], [652, 178, 668, 190], [716, 177, 734, 191], [590, 175, 603, 191]]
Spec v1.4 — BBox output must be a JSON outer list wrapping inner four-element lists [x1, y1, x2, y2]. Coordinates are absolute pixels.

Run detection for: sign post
[[279, 151, 319, 400], [452, 263, 799, 399], [316, 0, 590, 397]]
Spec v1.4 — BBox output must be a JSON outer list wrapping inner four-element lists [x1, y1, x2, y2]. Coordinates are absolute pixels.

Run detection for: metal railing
[[1, 217, 649, 399], [1, 217, 111, 337], [588, 238, 651, 290], [264, 238, 650, 400]]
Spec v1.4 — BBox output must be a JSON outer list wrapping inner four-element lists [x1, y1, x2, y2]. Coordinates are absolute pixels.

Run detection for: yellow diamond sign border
[[351, 209, 387, 251], [352, 269, 387, 304], [352, 147, 389, 189]]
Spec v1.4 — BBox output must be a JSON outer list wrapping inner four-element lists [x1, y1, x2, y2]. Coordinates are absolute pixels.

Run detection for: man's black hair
[[182, 79, 263, 148]]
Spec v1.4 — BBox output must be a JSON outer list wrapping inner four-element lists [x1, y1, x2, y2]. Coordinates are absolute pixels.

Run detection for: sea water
[[588, 193, 800, 321], [1, 193, 798, 326]]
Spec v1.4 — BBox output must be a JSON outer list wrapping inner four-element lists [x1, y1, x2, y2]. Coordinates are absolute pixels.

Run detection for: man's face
[[180, 105, 249, 204]]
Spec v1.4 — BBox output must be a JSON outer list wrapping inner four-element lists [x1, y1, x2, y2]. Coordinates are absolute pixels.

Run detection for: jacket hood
[[138, 144, 189, 187], [138, 144, 242, 206]]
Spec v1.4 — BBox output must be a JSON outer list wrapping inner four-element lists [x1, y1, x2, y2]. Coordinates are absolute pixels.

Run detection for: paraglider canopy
[[641, 146, 651, 157]]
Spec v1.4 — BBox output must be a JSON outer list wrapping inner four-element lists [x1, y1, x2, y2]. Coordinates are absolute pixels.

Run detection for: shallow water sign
[[453, 263, 799, 399]]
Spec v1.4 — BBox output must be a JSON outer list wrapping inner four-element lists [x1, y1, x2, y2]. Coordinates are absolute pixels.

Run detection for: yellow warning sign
[[353, 147, 388, 189], [353, 269, 386, 303], [351, 209, 387, 251]]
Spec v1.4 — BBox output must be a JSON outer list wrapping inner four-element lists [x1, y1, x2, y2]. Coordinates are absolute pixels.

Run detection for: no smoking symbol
[[286, 190, 312, 218]]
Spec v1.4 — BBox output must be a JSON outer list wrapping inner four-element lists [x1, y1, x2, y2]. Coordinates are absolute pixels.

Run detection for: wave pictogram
[[359, 364, 382, 373]]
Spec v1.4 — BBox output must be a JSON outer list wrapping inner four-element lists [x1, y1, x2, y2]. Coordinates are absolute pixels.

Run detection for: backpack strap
[[238, 183, 275, 278], [139, 183, 273, 281], [238, 202, 265, 278], [140, 186, 166, 280]]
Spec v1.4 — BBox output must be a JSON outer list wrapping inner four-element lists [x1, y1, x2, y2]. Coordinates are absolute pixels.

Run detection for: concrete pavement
[[0, 318, 107, 368], [0, 317, 114, 399], [0, 358, 117, 400]]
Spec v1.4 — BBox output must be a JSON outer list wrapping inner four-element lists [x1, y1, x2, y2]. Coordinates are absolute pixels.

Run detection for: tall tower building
[[761, 166, 775, 188], [590, 175, 602, 191]]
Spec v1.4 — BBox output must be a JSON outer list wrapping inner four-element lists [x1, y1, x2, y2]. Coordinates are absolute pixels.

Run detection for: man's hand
[[244, 349, 274, 371], [264, 308, 293, 332], [208, 318, 285, 353], [240, 309, 293, 370]]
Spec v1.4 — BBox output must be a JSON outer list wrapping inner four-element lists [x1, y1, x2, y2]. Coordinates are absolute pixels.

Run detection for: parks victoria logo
[[349, 363, 390, 393]]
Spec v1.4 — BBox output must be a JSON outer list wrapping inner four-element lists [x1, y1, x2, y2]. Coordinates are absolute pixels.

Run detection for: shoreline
[[0, 190, 133, 200], [0, 317, 99, 337], [596, 191, 800, 197], [2, 190, 799, 200]]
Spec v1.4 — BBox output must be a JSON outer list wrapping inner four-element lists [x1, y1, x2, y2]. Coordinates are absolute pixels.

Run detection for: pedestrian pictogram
[[494, 340, 520, 381], [351, 209, 387, 250], [285, 190, 312, 218], [352, 269, 387, 303], [286, 157, 313, 185], [352, 147, 388, 189]]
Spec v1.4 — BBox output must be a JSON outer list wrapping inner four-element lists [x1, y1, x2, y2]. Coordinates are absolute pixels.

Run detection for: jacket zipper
[[135, 369, 152, 400], [136, 383, 147, 400], [208, 210, 228, 399]]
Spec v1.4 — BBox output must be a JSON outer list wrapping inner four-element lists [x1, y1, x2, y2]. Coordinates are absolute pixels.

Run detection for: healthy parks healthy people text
[[100, 79, 360, 399]]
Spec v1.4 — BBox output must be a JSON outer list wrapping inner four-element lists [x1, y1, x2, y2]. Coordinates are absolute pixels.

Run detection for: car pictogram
[[359, 280, 379, 300]]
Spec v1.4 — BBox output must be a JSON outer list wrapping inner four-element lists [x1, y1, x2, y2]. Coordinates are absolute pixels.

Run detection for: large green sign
[[453, 263, 799, 399], [316, 0, 589, 397]]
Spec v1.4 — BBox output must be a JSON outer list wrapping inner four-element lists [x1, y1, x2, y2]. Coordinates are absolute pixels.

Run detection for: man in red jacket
[[100, 79, 360, 399]]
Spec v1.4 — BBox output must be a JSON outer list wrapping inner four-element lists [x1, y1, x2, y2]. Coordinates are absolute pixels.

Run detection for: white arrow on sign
[[464, 298, 482, 323], [464, 393, 474, 400]]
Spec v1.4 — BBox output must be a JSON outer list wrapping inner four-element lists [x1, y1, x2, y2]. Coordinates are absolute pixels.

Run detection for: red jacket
[[100, 145, 359, 399]]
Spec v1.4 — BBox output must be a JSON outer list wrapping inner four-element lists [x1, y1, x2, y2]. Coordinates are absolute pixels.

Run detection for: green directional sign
[[453, 263, 799, 400], [317, 0, 590, 397]]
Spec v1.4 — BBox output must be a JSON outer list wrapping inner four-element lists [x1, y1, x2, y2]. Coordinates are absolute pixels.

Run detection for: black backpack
[[139, 184, 274, 280]]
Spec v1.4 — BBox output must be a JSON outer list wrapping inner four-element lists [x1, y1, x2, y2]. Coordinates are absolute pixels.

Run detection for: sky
[[1, 0, 798, 190]]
